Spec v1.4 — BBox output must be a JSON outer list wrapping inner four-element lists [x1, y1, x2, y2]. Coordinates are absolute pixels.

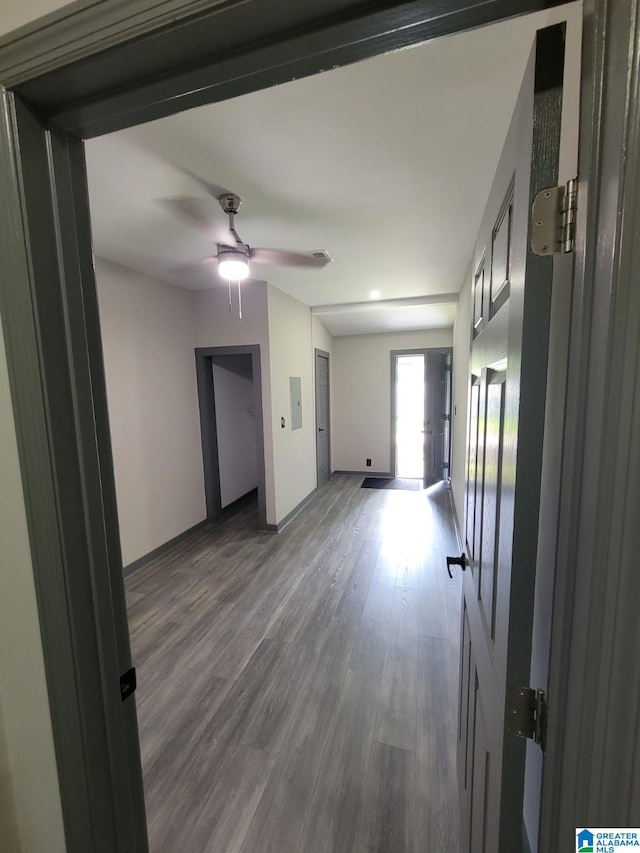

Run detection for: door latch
[[446, 553, 467, 578]]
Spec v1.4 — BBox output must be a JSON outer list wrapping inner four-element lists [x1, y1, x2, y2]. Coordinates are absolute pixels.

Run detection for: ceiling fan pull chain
[[228, 279, 232, 312], [238, 280, 243, 319]]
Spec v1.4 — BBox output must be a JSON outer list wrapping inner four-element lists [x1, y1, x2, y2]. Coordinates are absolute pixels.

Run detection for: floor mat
[[361, 477, 422, 490]]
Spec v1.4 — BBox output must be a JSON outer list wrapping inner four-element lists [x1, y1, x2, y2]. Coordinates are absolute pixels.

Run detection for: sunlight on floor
[[379, 490, 433, 580]]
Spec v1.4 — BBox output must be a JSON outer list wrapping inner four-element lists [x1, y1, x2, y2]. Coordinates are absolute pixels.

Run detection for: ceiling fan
[[167, 191, 332, 281]]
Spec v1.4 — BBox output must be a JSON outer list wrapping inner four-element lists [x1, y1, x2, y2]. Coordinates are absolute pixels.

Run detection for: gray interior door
[[457, 24, 567, 851], [315, 350, 330, 486], [424, 350, 449, 487]]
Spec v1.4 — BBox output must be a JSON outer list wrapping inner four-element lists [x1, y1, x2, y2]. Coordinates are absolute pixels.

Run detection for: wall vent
[[312, 250, 332, 262]]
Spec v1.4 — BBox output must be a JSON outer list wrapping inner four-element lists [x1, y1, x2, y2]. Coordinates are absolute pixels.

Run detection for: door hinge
[[507, 686, 547, 752], [120, 666, 137, 702], [531, 177, 577, 256]]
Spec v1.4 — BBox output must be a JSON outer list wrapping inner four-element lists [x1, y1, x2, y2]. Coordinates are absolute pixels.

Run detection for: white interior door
[[457, 23, 570, 851]]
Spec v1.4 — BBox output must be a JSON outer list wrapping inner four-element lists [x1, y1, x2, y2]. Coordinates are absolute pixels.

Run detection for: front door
[[425, 349, 450, 487], [394, 351, 426, 479], [457, 24, 570, 851]]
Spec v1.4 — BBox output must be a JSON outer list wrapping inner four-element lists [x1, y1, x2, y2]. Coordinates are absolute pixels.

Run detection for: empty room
[[75, 4, 581, 849]]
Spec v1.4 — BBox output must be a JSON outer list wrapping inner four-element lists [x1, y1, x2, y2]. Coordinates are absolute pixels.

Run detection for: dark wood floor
[[126, 474, 462, 853]]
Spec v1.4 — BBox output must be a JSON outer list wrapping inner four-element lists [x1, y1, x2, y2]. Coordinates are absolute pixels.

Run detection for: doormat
[[361, 477, 422, 491]]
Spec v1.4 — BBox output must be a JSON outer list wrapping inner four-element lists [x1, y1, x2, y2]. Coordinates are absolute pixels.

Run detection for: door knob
[[446, 554, 467, 579]]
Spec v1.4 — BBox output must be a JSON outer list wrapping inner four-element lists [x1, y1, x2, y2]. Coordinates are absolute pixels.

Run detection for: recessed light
[[370, 290, 380, 300]]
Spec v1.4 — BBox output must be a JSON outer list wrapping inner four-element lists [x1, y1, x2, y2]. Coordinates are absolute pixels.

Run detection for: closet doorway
[[195, 345, 267, 528]]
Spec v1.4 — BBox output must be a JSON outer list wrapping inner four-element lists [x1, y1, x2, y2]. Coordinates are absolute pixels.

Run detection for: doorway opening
[[315, 348, 331, 487], [195, 345, 267, 529], [394, 353, 426, 479], [391, 348, 452, 487]]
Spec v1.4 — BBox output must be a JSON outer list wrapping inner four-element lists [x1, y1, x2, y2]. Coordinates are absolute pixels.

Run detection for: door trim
[[195, 345, 267, 530], [0, 1, 634, 851], [0, 94, 148, 851], [1, 1, 574, 135], [314, 348, 331, 488]]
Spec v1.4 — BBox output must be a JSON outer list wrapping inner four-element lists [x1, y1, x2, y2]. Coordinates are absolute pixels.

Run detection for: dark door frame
[[1, 1, 639, 851], [195, 345, 267, 528], [314, 348, 331, 488]]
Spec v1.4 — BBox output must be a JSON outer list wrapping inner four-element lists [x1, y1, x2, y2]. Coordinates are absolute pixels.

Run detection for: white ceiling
[[85, 4, 576, 336]]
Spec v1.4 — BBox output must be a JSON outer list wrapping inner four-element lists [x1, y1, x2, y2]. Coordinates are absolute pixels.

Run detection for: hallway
[[125, 475, 462, 852]]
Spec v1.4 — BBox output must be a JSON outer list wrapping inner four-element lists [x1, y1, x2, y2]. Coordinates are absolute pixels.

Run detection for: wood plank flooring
[[126, 475, 462, 853]]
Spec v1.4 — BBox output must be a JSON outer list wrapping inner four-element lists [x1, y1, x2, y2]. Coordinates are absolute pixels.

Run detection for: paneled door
[[457, 24, 570, 851], [424, 349, 450, 487]]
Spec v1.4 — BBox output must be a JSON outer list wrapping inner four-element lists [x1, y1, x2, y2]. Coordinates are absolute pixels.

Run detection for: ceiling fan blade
[[250, 248, 332, 268], [163, 197, 237, 245], [173, 256, 218, 274], [179, 168, 234, 202]]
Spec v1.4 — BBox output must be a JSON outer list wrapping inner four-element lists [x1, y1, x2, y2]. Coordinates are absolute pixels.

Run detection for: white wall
[[98, 266, 317, 536], [96, 259, 206, 565], [332, 329, 453, 473], [193, 278, 276, 523], [451, 263, 473, 528], [312, 315, 333, 357], [211, 357, 258, 507], [0, 325, 66, 853], [267, 285, 317, 521]]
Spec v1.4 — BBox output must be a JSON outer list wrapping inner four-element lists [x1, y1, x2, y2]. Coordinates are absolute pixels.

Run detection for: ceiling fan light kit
[[217, 246, 250, 280]]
